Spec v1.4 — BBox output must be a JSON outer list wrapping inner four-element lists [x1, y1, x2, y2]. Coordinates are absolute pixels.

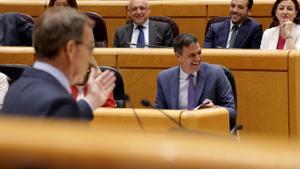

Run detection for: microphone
[[124, 94, 144, 130], [127, 42, 168, 48], [140, 99, 183, 129]]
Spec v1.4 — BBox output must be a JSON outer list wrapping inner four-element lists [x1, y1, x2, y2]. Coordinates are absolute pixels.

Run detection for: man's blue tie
[[136, 25, 145, 48], [187, 74, 196, 110]]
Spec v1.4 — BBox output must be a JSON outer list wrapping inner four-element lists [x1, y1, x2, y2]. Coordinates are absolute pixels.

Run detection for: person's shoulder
[[115, 22, 132, 32], [158, 66, 178, 78], [201, 62, 223, 74], [246, 17, 262, 27], [209, 18, 229, 29]]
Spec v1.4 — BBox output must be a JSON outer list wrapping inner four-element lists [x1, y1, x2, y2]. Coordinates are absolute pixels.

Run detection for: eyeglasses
[[76, 40, 95, 54]]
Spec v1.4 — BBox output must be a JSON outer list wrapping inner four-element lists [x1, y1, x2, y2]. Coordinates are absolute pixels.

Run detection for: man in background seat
[[113, 0, 173, 48], [204, 0, 262, 49], [0, 13, 32, 46]]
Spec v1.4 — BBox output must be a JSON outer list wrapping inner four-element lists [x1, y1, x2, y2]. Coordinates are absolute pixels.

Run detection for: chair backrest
[[218, 65, 238, 131], [205, 16, 229, 37], [84, 12, 108, 47], [149, 16, 180, 37], [0, 64, 29, 84], [19, 13, 34, 24], [99, 66, 126, 108]]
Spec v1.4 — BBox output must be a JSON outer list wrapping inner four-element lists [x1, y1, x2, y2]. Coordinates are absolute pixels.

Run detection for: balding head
[[128, 0, 151, 25]]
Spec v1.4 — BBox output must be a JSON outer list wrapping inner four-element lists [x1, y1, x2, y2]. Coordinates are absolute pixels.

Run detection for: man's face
[[177, 43, 202, 74], [72, 24, 95, 85], [230, 0, 249, 24], [128, 0, 151, 25]]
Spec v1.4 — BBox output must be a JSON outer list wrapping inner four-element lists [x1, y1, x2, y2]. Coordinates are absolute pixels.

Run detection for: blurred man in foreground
[[2, 7, 115, 120]]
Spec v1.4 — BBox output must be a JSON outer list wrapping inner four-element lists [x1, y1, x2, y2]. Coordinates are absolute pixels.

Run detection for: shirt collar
[[179, 67, 197, 80], [33, 61, 71, 93], [230, 21, 243, 30], [133, 19, 149, 30]]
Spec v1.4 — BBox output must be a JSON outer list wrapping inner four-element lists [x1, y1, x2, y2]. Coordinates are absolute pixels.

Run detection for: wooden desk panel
[[0, 47, 35, 64], [77, 1, 127, 17], [0, 0, 46, 17], [175, 18, 206, 46], [92, 107, 229, 134], [233, 71, 289, 137], [119, 68, 160, 107]]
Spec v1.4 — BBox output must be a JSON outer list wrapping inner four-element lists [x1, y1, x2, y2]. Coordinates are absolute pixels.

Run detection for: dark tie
[[136, 25, 145, 48], [187, 74, 196, 110], [229, 25, 239, 48]]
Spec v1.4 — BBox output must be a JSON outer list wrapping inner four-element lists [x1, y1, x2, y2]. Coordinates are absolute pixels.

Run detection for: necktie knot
[[137, 25, 144, 31], [188, 74, 194, 82], [232, 25, 239, 31]]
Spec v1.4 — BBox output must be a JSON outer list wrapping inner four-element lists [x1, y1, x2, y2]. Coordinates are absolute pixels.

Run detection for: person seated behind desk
[[113, 0, 174, 48], [261, 0, 300, 49], [203, 0, 262, 49], [0, 12, 32, 46], [156, 34, 236, 129], [71, 59, 116, 108]]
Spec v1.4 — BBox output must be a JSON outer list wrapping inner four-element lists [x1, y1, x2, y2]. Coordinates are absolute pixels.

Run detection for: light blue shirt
[[33, 61, 71, 93]]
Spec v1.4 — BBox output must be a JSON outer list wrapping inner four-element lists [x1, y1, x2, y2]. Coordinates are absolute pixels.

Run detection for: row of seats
[[0, 63, 242, 134]]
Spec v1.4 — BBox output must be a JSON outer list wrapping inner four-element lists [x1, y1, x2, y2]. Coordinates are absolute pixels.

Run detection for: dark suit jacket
[[203, 18, 262, 49], [155, 63, 236, 128], [2, 68, 93, 120], [0, 13, 32, 46], [113, 20, 173, 47]]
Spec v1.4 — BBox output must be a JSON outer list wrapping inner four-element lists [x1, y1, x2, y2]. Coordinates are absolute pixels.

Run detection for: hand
[[280, 20, 293, 39], [85, 68, 116, 110], [200, 99, 214, 108]]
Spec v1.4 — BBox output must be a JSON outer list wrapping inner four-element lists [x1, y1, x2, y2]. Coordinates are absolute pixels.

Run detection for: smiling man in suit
[[156, 34, 236, 129], [204, 0, 263, 49], [113, 0, 173, 48]]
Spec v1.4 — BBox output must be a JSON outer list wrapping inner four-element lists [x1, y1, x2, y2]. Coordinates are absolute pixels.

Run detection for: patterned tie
[[229, 25, 239, 48], [136, 25, 145, 48], [187, 74, 196, 110]]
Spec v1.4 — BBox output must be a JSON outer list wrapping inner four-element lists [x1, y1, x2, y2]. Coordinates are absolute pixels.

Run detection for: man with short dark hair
[[156, 34, 236, 129], [204, 0, 262, 49], [113, 0, 173, 48], [2, 7, 115, 120]]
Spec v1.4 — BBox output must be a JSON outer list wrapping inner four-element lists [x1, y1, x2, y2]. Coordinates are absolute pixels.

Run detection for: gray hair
[[33, 7, 94, 59]]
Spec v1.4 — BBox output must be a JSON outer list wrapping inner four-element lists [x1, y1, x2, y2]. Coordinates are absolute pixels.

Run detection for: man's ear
[[175, 52, 181, 58], [247, 8, 252, 15], [65, 40, 77, 62]]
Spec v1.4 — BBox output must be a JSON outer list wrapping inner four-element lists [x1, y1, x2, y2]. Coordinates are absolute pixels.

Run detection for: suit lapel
[[149, 20, 155, 45], [170, 67, 180, 109], [195, 64, 207, 105], [125, 23, 133, 47], [234, 19, 250, 48], [220, 20, 230, 48], [0, 14, 5, 45]]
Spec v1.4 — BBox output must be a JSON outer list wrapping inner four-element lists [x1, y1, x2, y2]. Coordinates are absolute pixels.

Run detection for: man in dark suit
[[204, 0, 262, 49], [156, 34, 236, 128], [113, 0, 173, 48], [2, 7, 116, 120], [0, 13, 32, 46]]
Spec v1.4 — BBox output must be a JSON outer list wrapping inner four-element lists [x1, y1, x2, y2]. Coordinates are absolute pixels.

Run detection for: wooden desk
[[0, 47, 299, 140], [0, 0, 46, 17], [92, 107, 230, 135], [0, 116, 299, 169]]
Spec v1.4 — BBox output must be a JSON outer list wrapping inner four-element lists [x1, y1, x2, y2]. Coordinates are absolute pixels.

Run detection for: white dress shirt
[[130, 19, 149, 48]]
